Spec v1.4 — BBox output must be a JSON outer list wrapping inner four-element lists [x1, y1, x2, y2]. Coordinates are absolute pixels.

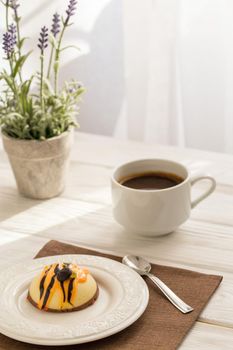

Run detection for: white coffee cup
[[111, 159, 216, 236]]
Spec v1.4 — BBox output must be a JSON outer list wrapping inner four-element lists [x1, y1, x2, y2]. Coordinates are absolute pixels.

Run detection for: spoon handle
[[146, 273, 194, 314]]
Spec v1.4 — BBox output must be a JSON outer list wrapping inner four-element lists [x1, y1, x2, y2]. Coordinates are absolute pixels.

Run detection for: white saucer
[[0, 254, 149, 345]]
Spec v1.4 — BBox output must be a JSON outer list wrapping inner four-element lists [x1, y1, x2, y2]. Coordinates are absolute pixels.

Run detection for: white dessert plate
[[0, 254, 149, 346]]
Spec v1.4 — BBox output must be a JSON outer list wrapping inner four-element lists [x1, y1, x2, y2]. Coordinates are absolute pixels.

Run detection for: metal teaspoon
[[122, 255, 194, 314]]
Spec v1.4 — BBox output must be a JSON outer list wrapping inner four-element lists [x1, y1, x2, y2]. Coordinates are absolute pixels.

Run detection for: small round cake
[[27, 262, 98, 312]]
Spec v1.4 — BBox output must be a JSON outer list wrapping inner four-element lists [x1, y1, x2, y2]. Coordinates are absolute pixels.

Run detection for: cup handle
[[190, 175, 216, 209]]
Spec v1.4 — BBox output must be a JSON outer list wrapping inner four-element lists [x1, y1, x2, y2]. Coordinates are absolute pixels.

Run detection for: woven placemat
[[0, 240, 222, 350]]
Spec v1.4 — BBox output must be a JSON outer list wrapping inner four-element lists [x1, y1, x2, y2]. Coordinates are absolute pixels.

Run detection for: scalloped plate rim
[[0, 254, 149, 346]]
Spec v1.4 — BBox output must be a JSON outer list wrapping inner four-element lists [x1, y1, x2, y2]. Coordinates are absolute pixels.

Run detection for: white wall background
[[1, 0, 233, 153]]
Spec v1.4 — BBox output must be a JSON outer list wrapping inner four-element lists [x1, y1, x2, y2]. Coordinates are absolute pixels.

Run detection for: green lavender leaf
[[60, 45, 80, 52], [12, 51, 32, 78], [1, 74, 15, 93]]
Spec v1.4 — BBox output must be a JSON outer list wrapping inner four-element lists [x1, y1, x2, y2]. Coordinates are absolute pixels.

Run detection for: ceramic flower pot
[[2, 130, 74, 199]]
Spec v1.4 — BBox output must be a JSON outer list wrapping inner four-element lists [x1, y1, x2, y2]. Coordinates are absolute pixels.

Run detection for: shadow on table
[[0, 188, 42, 223], [32, 203, 187, 265], [0, 190, 191, 270]]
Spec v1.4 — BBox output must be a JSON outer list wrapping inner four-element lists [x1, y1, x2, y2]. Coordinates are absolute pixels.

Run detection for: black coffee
[[120, 172, 184, 190]]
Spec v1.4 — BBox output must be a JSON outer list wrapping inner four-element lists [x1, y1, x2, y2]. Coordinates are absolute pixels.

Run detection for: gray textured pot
[[2, 130, 74, 199]]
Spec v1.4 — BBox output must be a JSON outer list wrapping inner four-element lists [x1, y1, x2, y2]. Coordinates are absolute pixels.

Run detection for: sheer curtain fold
[[122, 0, 233, 153], [144, 0, 184, 146], [122, 0, 184, 145]]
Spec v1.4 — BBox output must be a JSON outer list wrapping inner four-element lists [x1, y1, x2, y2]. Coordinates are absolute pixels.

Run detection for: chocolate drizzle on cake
[[39, 275, 47, 299], [68, 278, 75, 305], [41, 273, 56, 310], [39, 265, 51, 299], [35, 263, 89, 310], [60, 281, 66, 302]]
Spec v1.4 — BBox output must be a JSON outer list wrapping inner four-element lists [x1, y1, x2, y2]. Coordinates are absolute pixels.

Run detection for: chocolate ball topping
[[57, 266, 72, 282]]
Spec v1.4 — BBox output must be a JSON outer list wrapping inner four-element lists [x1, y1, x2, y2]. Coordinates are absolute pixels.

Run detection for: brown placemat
[[0, 240, 222, 350]]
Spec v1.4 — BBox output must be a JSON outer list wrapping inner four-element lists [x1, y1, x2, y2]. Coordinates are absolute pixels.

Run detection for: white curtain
[[120, 0, 233, 153], [1, 0, 233, 153], [119, 0, 185, 146]]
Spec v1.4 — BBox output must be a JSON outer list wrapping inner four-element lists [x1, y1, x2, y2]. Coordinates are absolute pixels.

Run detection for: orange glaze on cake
[[37, 263, 89, 310]]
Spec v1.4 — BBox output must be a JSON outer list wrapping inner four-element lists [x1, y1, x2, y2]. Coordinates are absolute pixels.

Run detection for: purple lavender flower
[[2, 31, 15, 58], [51, 13, 60, 38], [8, 23, 17, 34], [65, 0, 78, 24], [8, 23, 17, 47], [38, 26, 49, 54]]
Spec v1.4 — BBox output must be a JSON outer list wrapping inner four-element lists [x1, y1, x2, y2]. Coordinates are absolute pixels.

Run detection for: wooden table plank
[[180, 322, 233, 349], [0, 195, 232, 273], [71, 133, 233, 186], [0, 229, 49, 268]]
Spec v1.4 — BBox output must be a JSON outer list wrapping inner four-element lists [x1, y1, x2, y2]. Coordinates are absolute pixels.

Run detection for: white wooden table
[[0, 132, 233, 349]]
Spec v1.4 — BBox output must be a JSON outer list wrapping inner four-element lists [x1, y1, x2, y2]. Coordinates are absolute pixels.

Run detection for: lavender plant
[[0, 0, 84, 140]]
